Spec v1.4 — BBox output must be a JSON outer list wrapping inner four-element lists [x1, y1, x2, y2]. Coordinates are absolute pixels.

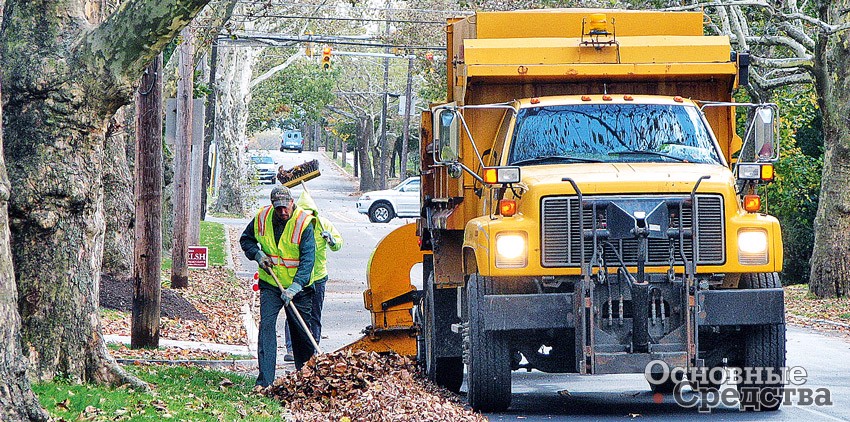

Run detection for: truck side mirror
[[433, 108, 459, 162], [753, 107, 775, 160]]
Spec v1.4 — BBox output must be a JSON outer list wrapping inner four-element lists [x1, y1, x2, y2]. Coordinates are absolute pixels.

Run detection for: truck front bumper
[[480, 288, 784, 332]]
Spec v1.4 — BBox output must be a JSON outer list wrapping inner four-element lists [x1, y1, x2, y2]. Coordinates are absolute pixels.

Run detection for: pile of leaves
[[101, 267, 249, 345], [261, 350, 486, 421]]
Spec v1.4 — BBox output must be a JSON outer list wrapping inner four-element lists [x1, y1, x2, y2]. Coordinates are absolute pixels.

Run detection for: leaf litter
[[259, 349, 486, 422]]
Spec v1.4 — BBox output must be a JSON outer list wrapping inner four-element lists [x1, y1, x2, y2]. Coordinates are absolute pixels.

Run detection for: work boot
[[283, 352, 294, 362]]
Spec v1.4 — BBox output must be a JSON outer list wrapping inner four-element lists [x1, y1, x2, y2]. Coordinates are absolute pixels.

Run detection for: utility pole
[[172, 27, 194, 289], [378, 0, 392, 189], [401, 55, 414, 179], [131, 54, 163, 349]]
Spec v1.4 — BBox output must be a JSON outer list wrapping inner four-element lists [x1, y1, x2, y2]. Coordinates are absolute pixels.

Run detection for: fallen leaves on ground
[[784, 284, 850, 337], [101, 266, 250, 348], [109, 344, 244, 361], [260, 349, 486, 422]]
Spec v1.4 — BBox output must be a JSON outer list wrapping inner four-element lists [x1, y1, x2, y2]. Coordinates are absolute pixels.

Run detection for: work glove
[[254, 250, 274, 274], [320, 230, 336, 247], [281, 283, 303, 307]]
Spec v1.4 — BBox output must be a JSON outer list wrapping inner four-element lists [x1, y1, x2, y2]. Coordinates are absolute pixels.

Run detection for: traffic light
[[321, 46, 332, 70]]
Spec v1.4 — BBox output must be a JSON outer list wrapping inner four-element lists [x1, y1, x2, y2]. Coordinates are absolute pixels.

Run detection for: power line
[[210, 0, 473, 15], [215, 34, 445, 50], [231, 13, 445, 24]]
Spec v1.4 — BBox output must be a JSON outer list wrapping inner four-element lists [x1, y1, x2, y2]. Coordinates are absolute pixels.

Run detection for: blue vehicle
[[280, 130, 303, 153]]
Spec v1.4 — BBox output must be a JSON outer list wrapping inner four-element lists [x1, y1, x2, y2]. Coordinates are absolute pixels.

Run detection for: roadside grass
[[785, 284, 850, 323], [199, 220, 227, 266], [33, 365, 283, 421]]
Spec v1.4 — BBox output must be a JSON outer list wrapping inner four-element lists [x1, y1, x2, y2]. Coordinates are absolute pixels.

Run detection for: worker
[[282, 190, 344, 361], [240, 185, 316, 386]]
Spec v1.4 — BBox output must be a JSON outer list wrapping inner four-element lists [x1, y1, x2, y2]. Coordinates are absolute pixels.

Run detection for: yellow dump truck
[[348, 8, 785, 413]]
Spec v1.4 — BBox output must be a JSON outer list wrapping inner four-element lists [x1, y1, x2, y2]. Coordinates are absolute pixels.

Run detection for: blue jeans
[[285, 276, 326, 350], [256, 281, 314, 387]]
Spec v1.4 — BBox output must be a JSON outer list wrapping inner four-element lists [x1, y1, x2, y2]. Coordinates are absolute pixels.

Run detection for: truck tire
[[736, 272, 785, 412], [420, 273, 463, 392], [466, 274, 511, 412]]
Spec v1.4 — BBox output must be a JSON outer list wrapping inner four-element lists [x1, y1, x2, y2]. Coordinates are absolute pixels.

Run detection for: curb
[[116, 358, 257, 368], [788, 315, 850, 330], [105, 334, 252, 355], [322, 151, 356, 180]]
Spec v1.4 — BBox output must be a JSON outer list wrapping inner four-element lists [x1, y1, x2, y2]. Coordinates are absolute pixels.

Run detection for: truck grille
[[541, 195, 725, 267]]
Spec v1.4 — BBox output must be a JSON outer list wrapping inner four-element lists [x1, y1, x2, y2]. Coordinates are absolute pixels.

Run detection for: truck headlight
[[738, 229, 769, 265], [496, 232, 527, 268]]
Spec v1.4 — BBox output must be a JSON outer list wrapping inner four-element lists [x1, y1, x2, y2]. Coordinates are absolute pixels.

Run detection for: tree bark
[[1, 0, 209, 386], [132, 55, 163, 349], [102, 106, 135, 277], [400, 56, 414, 180], [357, 116, 377, 191], [172, 27, 194, 289], [0, 82, 48, 422], [213, 20, 260, 215], [809, 0, 850, 298]]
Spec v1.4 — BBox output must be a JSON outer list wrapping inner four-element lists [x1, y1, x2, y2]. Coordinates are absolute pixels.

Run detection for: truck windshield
[[508, 104, 722, 165]]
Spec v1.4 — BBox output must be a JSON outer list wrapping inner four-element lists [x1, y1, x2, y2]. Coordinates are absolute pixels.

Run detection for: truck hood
[[519, 163, 737, 197]]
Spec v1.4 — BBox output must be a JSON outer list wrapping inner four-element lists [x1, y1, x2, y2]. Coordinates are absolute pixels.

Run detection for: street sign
[[188, 246, 208, 269]]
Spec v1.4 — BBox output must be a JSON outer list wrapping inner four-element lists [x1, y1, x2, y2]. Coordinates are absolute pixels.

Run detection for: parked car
[[280, 130, 303, 153], [356, 176, 420, 223], [249, 155, 277, 184]]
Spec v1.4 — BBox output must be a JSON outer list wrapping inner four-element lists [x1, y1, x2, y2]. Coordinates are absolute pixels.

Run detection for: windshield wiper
[[512, 155, 603, 166], [608, 150, 687, 162]]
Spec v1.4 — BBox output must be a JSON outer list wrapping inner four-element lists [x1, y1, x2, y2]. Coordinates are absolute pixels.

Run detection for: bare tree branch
[[751, 55, 813, 69], [750, 70, 812, 89], [737, 34, 809, 56]]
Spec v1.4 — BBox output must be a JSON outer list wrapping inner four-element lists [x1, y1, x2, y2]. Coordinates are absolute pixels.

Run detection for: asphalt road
[[238, 149, 849, 421]]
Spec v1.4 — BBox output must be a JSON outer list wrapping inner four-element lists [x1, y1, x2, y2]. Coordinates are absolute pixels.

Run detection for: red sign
[[187, 246, 208, 269]]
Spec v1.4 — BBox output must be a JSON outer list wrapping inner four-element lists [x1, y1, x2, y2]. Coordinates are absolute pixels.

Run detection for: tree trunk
[[400, 56, 414, 179], [213, 19, 260, 215], [132, 55, 163, 349], [357, 116, 376, 191], [1, 0, 208, 387], [809, 1, 850, 298], [0, 83, 48, 422], [102, 106, 135, 277]]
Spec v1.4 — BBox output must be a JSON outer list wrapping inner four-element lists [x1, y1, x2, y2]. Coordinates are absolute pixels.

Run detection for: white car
[[249, 155, 278, 184], [356, 177, 420, 223]]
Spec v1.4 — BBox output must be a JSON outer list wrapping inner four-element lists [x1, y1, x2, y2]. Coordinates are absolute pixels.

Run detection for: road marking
[[329, 210, 358, 223], [794, 404, 846, 422]]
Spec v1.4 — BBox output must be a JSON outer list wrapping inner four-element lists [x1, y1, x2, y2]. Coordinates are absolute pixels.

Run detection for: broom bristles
[[277, 159, 321, 187]]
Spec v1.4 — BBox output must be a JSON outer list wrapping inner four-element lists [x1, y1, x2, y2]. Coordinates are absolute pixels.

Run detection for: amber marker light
[[581, 95, 592, 101], [530, 97, 540, 104], [761, 163, 775, 181], [743, 195, 761, 212], [673, 96, 684, 103], [484, 168, 498, 184], [602, 94, 613, 101], [623, 95, 634, 101], [499, 199, 518, 217]]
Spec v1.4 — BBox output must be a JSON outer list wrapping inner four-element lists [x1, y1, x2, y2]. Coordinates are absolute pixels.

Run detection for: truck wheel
[[736, 272, 785, 412], [420, 273, 463, 392], [368, 202, 394, 223], [466, 274, 511, 412]]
